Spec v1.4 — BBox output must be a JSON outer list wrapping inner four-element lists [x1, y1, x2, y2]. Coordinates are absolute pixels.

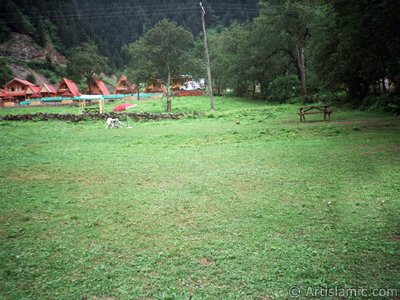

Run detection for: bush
[[26, 73, 36, 84], [317, 91, 348, 105], [268, 75, 298, 103], [0, 59, 14, 86], [361, 93, 400, 114]]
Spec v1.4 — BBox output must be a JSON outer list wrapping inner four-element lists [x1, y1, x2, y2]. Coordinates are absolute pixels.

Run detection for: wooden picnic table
[[298, 105, 332, 122], [83, 107, 99, 113]]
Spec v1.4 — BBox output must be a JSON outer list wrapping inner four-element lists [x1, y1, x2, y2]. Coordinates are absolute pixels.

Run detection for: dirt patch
[[198, 257, 215, 266], [389, 235, 400, 242], [8, 170, 50, 181]]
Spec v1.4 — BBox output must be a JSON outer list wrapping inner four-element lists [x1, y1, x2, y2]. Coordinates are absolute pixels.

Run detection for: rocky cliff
[[0, 33, 66, 65]]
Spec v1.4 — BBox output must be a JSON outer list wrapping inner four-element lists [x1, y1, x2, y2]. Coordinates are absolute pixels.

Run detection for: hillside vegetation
[[0, 0, 257, 68]]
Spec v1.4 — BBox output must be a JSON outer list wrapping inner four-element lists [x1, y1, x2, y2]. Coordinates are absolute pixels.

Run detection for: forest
[[0, 0, 399, 110]]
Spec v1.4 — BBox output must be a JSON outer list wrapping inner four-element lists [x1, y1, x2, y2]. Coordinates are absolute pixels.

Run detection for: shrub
[[26, 73, 36, 84], [268, 75, 298, 103], [0, 59, 13, 86], [361, 93, 400, 114]]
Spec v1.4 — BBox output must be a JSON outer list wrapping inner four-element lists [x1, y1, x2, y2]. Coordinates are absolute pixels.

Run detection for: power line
[[0, 2, 259, 24]]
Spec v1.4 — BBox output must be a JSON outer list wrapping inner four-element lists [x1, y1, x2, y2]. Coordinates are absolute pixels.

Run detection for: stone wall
[[0, 112, 184, 122]]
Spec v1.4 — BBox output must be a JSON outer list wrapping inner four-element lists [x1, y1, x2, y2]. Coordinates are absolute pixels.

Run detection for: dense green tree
[[1, 0, 36, 36], [309, 0, 400, 102], [0, 20, 11, 43], [66, 42, 109, 93], [0, 59, 14, 86], [257, 0, 316, 99], [26, 73, 36, 84], [125, 19, 194, 112]]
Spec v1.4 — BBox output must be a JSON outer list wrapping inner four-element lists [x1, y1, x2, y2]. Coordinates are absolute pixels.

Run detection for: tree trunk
[[296, 44, 307, 99], [87, 76, 92, 94], [166, 70, 172, 112]]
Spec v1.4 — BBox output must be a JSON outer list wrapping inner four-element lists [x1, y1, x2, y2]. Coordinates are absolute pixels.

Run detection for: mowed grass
[[0, 96, 399, 299]]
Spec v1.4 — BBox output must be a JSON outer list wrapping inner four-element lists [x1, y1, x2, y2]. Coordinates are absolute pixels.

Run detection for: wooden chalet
[[25, 85, 41, 99], [0, 89, 6, 107], [144, 78, 166, 93], [86, 78, 110, 95], [3, 78, 36, 102], [115, 75, 137, 94], [40, 84, 56, 98], [56, 78, 81, 97]]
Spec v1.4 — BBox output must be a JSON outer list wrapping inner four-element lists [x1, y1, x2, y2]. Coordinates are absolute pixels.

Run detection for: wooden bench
[[83, 107, 99, 113], [298, 105, 332, 122]]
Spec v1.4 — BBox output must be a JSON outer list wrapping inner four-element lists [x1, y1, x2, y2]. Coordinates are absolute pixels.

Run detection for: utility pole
[[200, 2, 214, 112]]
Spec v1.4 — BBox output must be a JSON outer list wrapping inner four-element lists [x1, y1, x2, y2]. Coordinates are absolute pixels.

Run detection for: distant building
[[0, 89, 6, 107], [56, 78, 81, 97], [3, 78, 36, 101], [86, 78, 110, 95], [25, 85, 41, 99], [40, 84, 56, 98], [144, 79, 166, 93], [115, 75, 137, 94]]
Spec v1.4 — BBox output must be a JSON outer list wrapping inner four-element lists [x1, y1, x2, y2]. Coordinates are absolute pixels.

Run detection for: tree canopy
[[125, 19, 195, 112], [66, 42, 109, 92]]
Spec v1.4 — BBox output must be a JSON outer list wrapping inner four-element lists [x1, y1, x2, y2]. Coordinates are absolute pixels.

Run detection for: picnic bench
[[298, 105, 332, 122], [83, 107, 99, 113]]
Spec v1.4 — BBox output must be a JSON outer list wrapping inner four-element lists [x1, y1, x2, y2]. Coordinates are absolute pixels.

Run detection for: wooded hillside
[[0, 0, 257, 68]]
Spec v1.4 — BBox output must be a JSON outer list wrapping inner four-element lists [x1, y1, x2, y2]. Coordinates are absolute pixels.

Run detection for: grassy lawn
[[0, 96, 399, 299]]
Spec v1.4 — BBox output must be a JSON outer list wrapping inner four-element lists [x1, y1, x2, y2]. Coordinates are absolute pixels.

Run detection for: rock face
[[0, 33, 66, 64], [8, 64, 53, 86]]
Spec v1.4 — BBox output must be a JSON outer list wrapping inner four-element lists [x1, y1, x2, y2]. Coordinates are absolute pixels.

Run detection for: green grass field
[[0, 96, 399, 299]]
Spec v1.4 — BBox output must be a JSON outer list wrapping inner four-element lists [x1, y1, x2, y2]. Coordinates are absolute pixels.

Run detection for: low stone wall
[[0, 112, 184, 122]]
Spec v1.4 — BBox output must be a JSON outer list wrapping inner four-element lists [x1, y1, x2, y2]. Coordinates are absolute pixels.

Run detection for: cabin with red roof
[[40, 84, 56, 98], [25, 85, 41, 99], [144, 79, 166, 93], [115, 75, 137, 94], [56, 78, 81, 97], [3, 78, 36, 102], [0, 89, 6, 107], [86, 78, 110, 95]]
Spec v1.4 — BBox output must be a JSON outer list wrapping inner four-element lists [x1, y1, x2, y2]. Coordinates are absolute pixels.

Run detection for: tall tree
[[66, 42, 109, 93], [125, 19, 194, 112], [257, 0, 315, 99], [309, 0, 400, 102]]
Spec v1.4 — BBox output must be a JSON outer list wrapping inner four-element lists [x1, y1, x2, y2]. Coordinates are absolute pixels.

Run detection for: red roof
[[26, 85, 41, 94], [95, 79, 110, 95], [41, 84, 56, 94], [0, 89, 6, 98], [3, 78, 35, 88], [115, 75, 137, 94], [58, 78, 81, 96]]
